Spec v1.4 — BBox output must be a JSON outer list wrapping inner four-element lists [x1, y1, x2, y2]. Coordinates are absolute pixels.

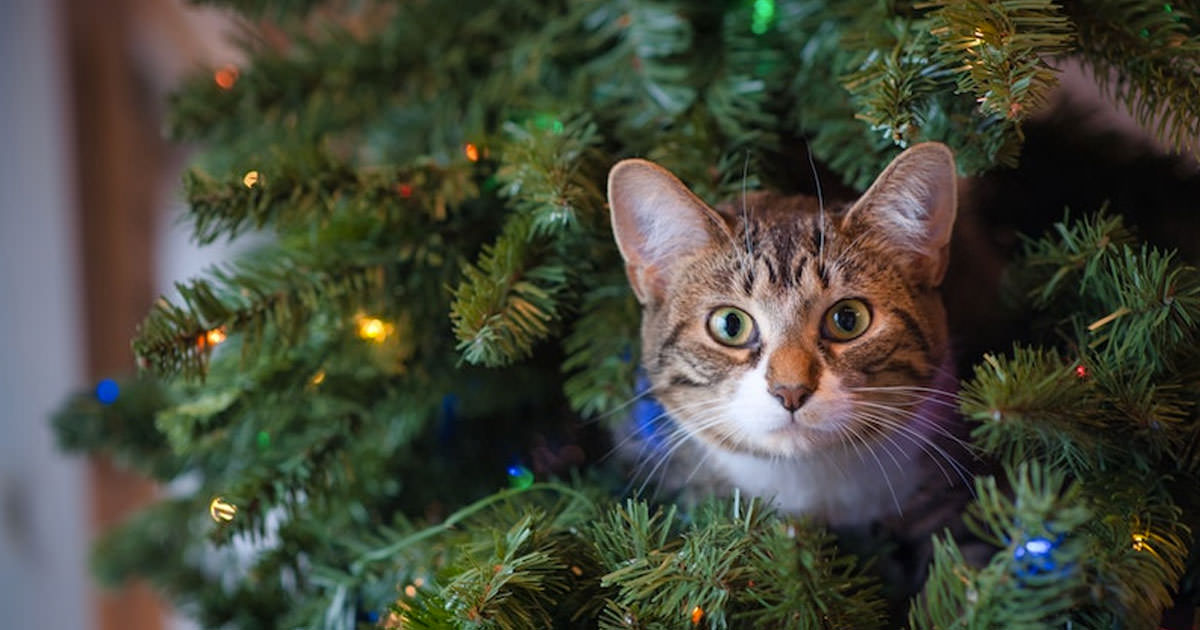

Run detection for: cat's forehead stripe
[[722, 200, 857, 294]]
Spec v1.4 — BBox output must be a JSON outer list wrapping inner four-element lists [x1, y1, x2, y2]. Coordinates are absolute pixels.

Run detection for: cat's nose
[[770, 383, 813, 412]]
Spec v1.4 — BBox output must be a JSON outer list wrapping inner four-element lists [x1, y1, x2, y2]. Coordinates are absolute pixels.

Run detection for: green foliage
[[53, 377, 179, 480], [381, 494, 885, 630], [911, 464, 1189, 629], [450, 116, 610, 368], [960, 346, 1104, 474], [946, 207, 1200, 627], [929, 0, 1074, 121], [1068, 0, 1200, 155], [561, 271, 640, 419], [910, 464, 1093, 629], [132, 248, 385, 378], [451, 213, 574, 367]]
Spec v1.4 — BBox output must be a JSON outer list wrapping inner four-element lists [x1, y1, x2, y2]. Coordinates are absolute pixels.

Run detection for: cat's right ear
[[608, 159, 730, 304]]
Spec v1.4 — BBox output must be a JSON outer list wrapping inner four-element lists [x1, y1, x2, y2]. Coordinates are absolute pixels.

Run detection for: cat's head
[[608, 144, 957, 458]]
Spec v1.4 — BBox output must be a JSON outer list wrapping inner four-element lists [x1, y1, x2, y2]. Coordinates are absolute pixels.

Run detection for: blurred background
[[0, 1, 244, 628]]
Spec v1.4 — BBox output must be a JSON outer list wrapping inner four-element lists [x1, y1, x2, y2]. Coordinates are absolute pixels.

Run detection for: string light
[[750, 0, 775, 35], [506, 465, 534, 489], [404, 584, 417, 597], [690, 606, 704, 625], [356, 315, 392, 342], [95, 379, 120, 405], [1074, 364, 1088, 379], [214, 64, 239, 90], [205, 327, 228, 346], [243, 170, 261, 188], [209, 496, 237, 522], [396, 183, 414, 198], [1132, 532, 1151, 552], [464, 143, 480, 162]]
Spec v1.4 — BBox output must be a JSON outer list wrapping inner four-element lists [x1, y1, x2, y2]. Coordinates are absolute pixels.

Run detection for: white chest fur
[[709, 437, 932, 526]]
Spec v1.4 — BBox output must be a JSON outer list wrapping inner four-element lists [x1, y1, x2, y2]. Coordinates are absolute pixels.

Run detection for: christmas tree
[[55, 0, 1200, 628]]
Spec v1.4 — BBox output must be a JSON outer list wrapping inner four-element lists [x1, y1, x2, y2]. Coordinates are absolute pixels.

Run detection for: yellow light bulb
[[356, 315, 392, 342], [464, 143, 480, 162], [205, 327, 227, 346], [209, 496, 237, 522], [243, 170, 260, 188], [1132, 532, 1150, 551]]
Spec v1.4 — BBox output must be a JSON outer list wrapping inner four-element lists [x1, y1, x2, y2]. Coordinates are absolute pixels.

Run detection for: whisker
[[681, 443, 717, 488], [625, 410, 728, 496], [806, 140, 826, 268], [852, 408, 975, 492], [579, 381, 668, 427], [847, 384, 963, 401], [850, 399, 974, 450], [741, 150, 753, 260], [855, 410, 960, 486], [838, 416, 904, 516], [599, 398, 727, 464]]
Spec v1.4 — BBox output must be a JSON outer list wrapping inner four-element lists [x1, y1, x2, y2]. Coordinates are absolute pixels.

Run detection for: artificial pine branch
[[53, 377, 181, 480], [450, 212, 572, 367], [1068, 0, 1200, 155], [561, 271, 640, 419], [184, 152, 476, 244], [595, 495, 886, 629], [843, 22, 950, 149], [132, 247, 387, 378], [584, 0, 698, 138], [910, 464, 1092, 628], [451, 116, 607, 367], [493, 116, 607, 238], [777, 0, 899, 189], [1077, 471, 1190, 626], [168, 15, 400, 145], [960, 345, 1105, 474], [928, 0, 1074, 121], [1012, 209, 1136, 310], [1085, 245, 1200, 374]]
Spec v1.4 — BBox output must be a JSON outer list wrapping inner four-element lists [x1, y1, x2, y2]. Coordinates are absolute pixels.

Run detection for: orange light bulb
[[214, 65, 239, 90]]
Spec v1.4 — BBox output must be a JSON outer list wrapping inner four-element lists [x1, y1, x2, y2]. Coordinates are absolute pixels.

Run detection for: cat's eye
[[822, 299, 872, 341], [707, 306, 757, 347]]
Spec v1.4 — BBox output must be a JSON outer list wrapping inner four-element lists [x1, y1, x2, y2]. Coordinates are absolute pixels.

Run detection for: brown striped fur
[[609, 144, 968, 526]]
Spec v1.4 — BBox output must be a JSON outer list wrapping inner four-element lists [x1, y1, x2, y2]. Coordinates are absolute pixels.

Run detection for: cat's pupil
[[833, 307, 857, 332], [722, 312, 742, 338]]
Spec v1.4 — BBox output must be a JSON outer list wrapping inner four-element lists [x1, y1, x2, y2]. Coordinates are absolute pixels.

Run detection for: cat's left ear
[[843, 142, 958, 287]]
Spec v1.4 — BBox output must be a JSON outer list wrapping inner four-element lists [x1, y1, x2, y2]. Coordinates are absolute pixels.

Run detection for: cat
[[607, 143, 973, 533]]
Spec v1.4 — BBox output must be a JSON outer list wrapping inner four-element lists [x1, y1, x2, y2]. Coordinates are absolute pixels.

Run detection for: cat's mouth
[[742, 410, 850, 455]]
